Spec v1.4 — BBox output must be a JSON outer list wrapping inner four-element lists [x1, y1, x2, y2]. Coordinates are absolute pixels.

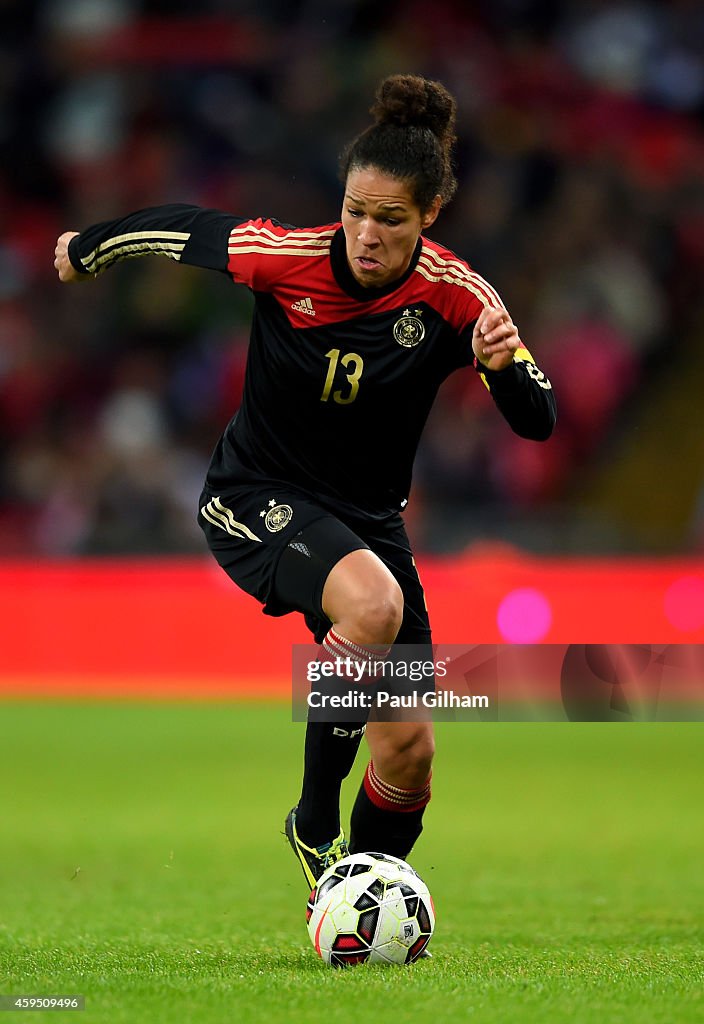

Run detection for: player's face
[[342, 168, 440, 289]]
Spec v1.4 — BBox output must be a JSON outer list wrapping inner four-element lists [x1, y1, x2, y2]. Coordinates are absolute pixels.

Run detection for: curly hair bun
[[371, 74, 456, 150], [340, 73, 458, 210]]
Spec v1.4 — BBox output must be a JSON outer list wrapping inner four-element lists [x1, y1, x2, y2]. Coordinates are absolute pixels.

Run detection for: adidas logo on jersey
[[291, 297, 316, 316]]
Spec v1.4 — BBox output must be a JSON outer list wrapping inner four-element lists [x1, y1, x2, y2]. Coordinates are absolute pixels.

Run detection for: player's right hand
[[54, 231, 84, 282]]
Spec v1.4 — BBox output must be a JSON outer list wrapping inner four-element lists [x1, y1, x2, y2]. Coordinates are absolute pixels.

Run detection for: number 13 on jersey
[[320, 348, 364, 405]]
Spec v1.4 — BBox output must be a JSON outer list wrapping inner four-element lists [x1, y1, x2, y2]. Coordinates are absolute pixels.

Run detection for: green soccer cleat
[[284, 807, 349, 889]]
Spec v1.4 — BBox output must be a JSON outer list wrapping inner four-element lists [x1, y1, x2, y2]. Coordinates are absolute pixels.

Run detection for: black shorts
[[197, 483, 431, 644]]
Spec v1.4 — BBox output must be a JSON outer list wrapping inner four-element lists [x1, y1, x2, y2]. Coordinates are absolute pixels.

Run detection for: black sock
[[295, 629, 388, 848], [295, 720, 367, 846], [349, 761, 431, 859]]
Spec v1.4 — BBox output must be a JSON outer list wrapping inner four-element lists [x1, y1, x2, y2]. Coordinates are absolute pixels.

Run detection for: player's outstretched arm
[[54, 204, 241, 282]]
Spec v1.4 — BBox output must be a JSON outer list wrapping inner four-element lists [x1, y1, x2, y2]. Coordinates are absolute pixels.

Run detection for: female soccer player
[[54, 74, 555, 889]]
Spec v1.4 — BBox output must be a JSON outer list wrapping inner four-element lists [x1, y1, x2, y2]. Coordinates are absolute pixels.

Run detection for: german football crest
[[393, 308, 425, 348], [260, 498, 293, 532]]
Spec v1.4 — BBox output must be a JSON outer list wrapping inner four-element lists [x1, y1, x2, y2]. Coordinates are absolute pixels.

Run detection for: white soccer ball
[[306, 851, 435, 966]]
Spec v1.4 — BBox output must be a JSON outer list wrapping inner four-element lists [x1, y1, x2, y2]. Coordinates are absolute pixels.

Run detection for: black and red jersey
[[68, 204, 555, 520]]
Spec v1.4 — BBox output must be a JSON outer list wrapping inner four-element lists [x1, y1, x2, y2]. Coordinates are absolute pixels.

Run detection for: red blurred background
[[3, 552, 702, 697]]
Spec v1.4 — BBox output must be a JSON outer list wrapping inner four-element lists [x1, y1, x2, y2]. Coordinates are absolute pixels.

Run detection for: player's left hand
[[472, 306, 521, 372], [54, 231, 83, 283]]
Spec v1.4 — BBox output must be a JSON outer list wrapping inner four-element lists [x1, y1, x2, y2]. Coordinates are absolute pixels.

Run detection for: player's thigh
[[273, 514, 378, 628], [275, 517, 414, 641], [320, 548, 404, 637]]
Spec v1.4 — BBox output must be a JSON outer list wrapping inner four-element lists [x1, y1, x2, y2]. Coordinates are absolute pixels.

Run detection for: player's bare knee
[[323, 550, 404, 644], [349, 581, 404, 644]]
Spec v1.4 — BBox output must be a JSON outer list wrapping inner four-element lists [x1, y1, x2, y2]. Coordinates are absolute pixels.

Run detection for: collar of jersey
[[330, 226, 423, 302]]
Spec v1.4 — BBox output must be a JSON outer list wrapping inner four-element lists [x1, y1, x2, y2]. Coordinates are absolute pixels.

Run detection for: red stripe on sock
[[319, 629, 390, 682], [329, 629, 387, 660], [363, 761, 431, 813]]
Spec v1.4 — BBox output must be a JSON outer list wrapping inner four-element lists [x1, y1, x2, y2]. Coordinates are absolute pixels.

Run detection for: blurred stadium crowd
[[1, 0, 703, 555]]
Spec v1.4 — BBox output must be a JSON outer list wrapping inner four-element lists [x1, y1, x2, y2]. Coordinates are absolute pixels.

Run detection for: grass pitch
[[1, 703, 702, 1024]]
